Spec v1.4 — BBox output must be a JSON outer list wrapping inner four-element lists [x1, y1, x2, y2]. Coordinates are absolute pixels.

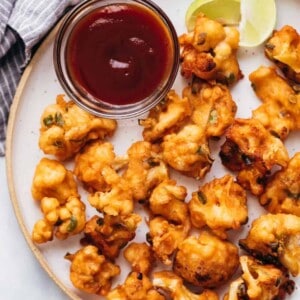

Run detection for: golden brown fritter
[[65, 245, 120, 295], [153, 271, 219, 300], [31, 157, 78, 203], [139, 90, 192, 143], [39, 95, 117, 161], [189, 174, 248, 239], [173, 231, 239, 288], [265, 25, 300, 83], [219, 118, 289, 196], [249, 66, 300, 140], [224, 256, 295, 300], [123, 141, 169, 202], [260, 152, 300, 216], [239, 213, 300, 276], [179, 14, 242, 84], [81, 214, 141, 260], [107, 271, 165, 300]]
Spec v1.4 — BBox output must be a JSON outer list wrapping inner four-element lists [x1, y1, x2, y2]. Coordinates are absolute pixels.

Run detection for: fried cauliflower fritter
[[265, 25, 300, 83], [39, 95, 117, 161], [31, 157, 78, 203], [107, 271, 165, 300], [123, 242, 155, 275], [140, 90, 192, 143], [179, 14, 242, 84], [183, 80, 237, 139], [162, 124, 213, 179], [260, 152, 300, 216], [149, 179, 188, 224], [153, 271, 219, 300], [74, 141, 126, 192], [224, 256, 294, 300], [147, 216, 190, 265], [65, 245, 120, 295], [189, 175, 248, 239], [249, 66, 300, 140], [173, 231, 239, 288], [239, 213, 300, 276], [123, 141, 169, 202], [81, 214, 141, 260], [220, 118, 289, 196], [32, 195, 86, 243]]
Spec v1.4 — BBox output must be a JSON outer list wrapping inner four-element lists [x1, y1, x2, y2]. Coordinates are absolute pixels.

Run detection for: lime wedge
[[239, 0, 276, 47], [185, 0, 241, 32]]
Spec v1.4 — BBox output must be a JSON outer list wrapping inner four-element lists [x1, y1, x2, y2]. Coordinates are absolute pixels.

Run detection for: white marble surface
[[0, 157, 68, 300]]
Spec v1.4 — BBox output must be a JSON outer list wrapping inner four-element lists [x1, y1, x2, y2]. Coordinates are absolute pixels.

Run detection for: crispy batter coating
[[107, 271, 165, 300], [65, 245, 120, 295], [260, 152, 300, 216], [149, 179, 188, 224], [179, 14, 242, 84], [173, 231, 239, 288], [153, 271, 219, 300], [74, 141, 127, 192], [31, 157, 78, 203], [249, 66, 300, 140], [183, 80, 237, 138], [39, 95, 117, 160], [123, 242, 155, 275], [123, 141, 169, 202], [224, 256, 294, 300], [219, 118, 289, 196], [239, 213, 300, 276], [32, 195, 86, 243], [88, 167, 133, 216], [81, 214, 141, 260], [139, 90, 192, 143], [162, 124, 213, 179], [147, 216, 190, 265], [189, 175, 248, 239], [265, 25, 300, 83]]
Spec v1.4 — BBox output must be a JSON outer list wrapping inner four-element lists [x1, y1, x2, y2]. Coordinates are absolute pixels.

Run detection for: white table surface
[[0, 157, 68, 300]]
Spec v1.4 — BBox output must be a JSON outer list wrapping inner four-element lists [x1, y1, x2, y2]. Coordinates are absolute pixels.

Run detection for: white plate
[[6, 0, 300, 299]]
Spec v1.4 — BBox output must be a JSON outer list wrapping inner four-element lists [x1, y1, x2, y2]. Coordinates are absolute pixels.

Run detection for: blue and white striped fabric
[[0, 0, 82, 156]]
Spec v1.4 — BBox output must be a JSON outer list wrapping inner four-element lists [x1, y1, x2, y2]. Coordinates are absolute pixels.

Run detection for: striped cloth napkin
[[0, 0, 82, 156]]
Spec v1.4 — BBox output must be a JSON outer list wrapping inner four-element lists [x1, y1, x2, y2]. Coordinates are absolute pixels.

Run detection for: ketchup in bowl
[[54, 0, 179, 118]]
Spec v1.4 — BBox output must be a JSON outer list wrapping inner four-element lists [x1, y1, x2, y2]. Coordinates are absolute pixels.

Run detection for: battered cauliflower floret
[[74, 141, 127, 192], [139, 90, 192, 142], [31, 157, 78, 203], [179, 14, 242, 84], [123, 141, 169, 202], [189, 175, 248, 239], [123, 242, 155, 275], [39, 95, 117, 161], [162, 124, 213, 180], [149, 179, 188, 224], [153, 271, 219, 300], [81, 214, 141, 260], [88, 167, 133, 216], [260, 152, 300, 216], [147, 216, 190, 265], [265, 25, 300, 83], [173, 231, 239, 288], [107, 271, 165, 300], [219, 118, 289, 196], [65, 245, 120, 295], [239, 213, 300, 276], [32, 195, 86, 243], [249, 66, 300, 140], [224, 256, 295, 300], [183, 81, 237, 139]]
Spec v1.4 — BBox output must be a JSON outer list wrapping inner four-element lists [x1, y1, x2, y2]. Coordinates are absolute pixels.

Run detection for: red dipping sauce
[[66, 3, 173, 105]]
